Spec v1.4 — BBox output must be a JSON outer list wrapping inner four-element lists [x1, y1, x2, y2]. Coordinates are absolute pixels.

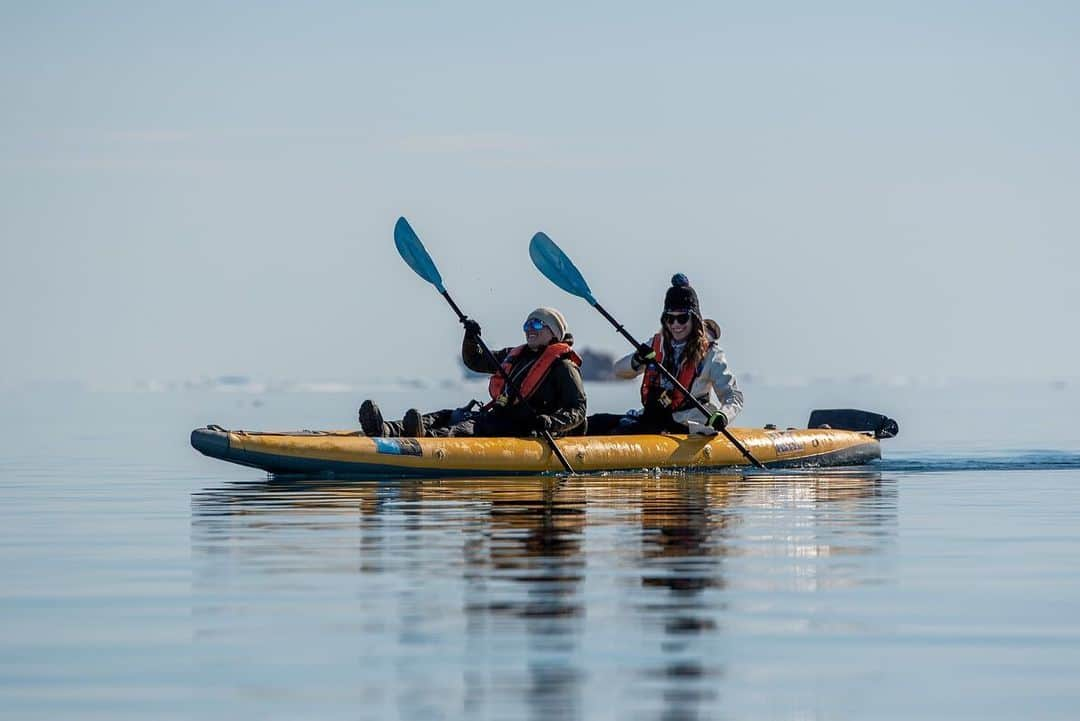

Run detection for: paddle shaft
[[591, 301, 766, 469], [436, 291, 576, 474]]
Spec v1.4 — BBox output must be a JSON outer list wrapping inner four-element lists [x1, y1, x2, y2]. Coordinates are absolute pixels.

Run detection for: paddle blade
[[394, 216, 446, 293], [529, 232, 597, 305]]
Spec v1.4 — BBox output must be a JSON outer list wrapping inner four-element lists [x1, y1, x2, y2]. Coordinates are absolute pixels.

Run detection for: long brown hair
[[661, 314, 711, 369]]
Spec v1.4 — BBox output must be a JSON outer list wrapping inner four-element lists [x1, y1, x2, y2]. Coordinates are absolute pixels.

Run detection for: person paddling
[[588, 274, 743, 435], [359, 307, 587, 438]]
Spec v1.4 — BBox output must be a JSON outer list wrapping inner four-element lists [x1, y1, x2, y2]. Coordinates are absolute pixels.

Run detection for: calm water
[[2, 382, 1079, 720]]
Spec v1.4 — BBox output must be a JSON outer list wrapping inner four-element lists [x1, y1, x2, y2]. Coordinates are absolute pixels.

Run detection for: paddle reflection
[[191, 470, 893, 721]]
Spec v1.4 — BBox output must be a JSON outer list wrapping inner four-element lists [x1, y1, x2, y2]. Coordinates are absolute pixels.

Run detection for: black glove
[[631, 343, 656, 370], [708, 412, 728, 431], [462, 318, 481, 338], [532, 414, 553, 433]]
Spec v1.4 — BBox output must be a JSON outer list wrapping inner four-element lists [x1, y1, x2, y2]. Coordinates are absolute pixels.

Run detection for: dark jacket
[[462, 335, 587, 436]]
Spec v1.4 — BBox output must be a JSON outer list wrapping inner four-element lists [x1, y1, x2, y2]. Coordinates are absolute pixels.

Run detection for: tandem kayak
[[190, 409, 896, 479]]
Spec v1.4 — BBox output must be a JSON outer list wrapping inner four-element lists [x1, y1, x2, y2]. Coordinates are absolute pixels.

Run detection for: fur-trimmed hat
[[527, 307, 568, 341], [663, 273, 700, 317]]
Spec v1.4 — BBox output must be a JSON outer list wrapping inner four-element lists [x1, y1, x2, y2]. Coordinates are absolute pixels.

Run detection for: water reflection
[[634, 478, 730, 717], [192, 470, 894, 720], [458, 479, 587, 721]]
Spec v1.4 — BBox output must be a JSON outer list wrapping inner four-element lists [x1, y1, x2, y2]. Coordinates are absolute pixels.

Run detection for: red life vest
[[639, 333, 701, 410], [488, 342, 582, 405]]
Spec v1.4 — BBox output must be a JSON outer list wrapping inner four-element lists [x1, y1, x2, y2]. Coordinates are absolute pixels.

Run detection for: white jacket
[[614, 335, 744, 435]]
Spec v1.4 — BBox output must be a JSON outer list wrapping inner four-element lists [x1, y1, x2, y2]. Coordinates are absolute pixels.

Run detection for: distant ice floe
[[124, 375, 469, 393], [36, 373, 1078, 394], [740, 373, 952, 388]]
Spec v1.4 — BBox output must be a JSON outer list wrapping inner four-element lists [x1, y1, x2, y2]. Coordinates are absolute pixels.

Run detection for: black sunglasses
[[663, 312, 691, 325]]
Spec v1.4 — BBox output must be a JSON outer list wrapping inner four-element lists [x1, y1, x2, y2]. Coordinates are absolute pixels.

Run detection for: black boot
[[403, 408, 425, 438], [359, 400, 386, 437]]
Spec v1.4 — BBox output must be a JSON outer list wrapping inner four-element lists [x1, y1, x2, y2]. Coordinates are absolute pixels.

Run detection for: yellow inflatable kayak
[[191, 409, 893, 478]]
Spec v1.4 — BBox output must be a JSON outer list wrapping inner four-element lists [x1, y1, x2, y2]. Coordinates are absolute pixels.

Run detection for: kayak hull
[[191, 425, 880, 478]]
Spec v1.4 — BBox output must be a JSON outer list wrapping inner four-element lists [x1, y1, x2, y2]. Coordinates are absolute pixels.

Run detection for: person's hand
[[532, 414, 553, 433], [631, 343, 656, 369], [708, 412, 727, 431], [462, 318, 481, 338]]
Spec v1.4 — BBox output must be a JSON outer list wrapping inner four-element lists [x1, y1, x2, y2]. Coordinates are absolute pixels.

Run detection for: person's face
[[663, 311, 693, 342], [523, 318, 555, 350]]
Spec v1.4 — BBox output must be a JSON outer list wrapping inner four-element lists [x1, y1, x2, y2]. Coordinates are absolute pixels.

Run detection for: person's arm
[[614, 336, 661, 379], [613, 351, 645, 379], [675, 345, 743, 434], [461, 330, 506, 374], [541, 360, 588, 435], [703, 346, 743, 424]]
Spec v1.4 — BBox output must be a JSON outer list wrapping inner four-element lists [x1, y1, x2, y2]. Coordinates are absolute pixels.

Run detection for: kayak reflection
[[191, 471, 894, 720]]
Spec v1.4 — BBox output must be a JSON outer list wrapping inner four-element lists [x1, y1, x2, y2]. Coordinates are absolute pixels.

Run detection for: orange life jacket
[[488, 342, 582, 405], [639, 333, 701, 410]]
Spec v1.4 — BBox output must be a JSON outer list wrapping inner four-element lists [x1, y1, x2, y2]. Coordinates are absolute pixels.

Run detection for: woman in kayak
[[359, 307, 587, 438], [588, 274, 743, 436]]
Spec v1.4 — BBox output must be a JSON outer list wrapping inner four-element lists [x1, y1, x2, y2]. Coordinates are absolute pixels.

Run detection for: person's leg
[[615, 413, 688, 435], [426, 417, 477, 437], [410, 407, 478, 437], [471, 412, 523, 437], [381, 419, 405, 437], [424, 409, 453, 430], [420, 409, 522, 438], [586, 412, 630, 436], [402, 409, 424, 437], [359, 400, 388, 437], [381, 408, 456, 438], [662, 417, 690, 434], [610, 418, 647, 435], [611, 414, 685, 435]]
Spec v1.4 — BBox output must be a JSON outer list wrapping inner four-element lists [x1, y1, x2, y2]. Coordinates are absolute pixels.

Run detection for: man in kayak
[[588, 274, 744, 435], [359, 307, 587, 438]]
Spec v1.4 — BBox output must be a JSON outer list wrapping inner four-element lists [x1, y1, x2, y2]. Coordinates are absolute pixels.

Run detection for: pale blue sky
[[2, 1, 1078, 388]]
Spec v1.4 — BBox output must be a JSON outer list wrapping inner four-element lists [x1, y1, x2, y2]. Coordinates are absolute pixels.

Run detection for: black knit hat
[[663, 273, 700, 317]]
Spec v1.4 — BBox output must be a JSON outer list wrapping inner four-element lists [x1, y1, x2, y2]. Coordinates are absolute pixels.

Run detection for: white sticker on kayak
[[767, 431, 805, 455]]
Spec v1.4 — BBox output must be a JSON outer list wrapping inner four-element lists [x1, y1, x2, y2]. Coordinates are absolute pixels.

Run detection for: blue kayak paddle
[[393, 217, 576, 474], [529, 231, 766, 469]]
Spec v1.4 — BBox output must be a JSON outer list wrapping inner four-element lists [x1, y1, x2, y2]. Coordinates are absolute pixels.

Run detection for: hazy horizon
[[4, 2, 1077, 389]]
